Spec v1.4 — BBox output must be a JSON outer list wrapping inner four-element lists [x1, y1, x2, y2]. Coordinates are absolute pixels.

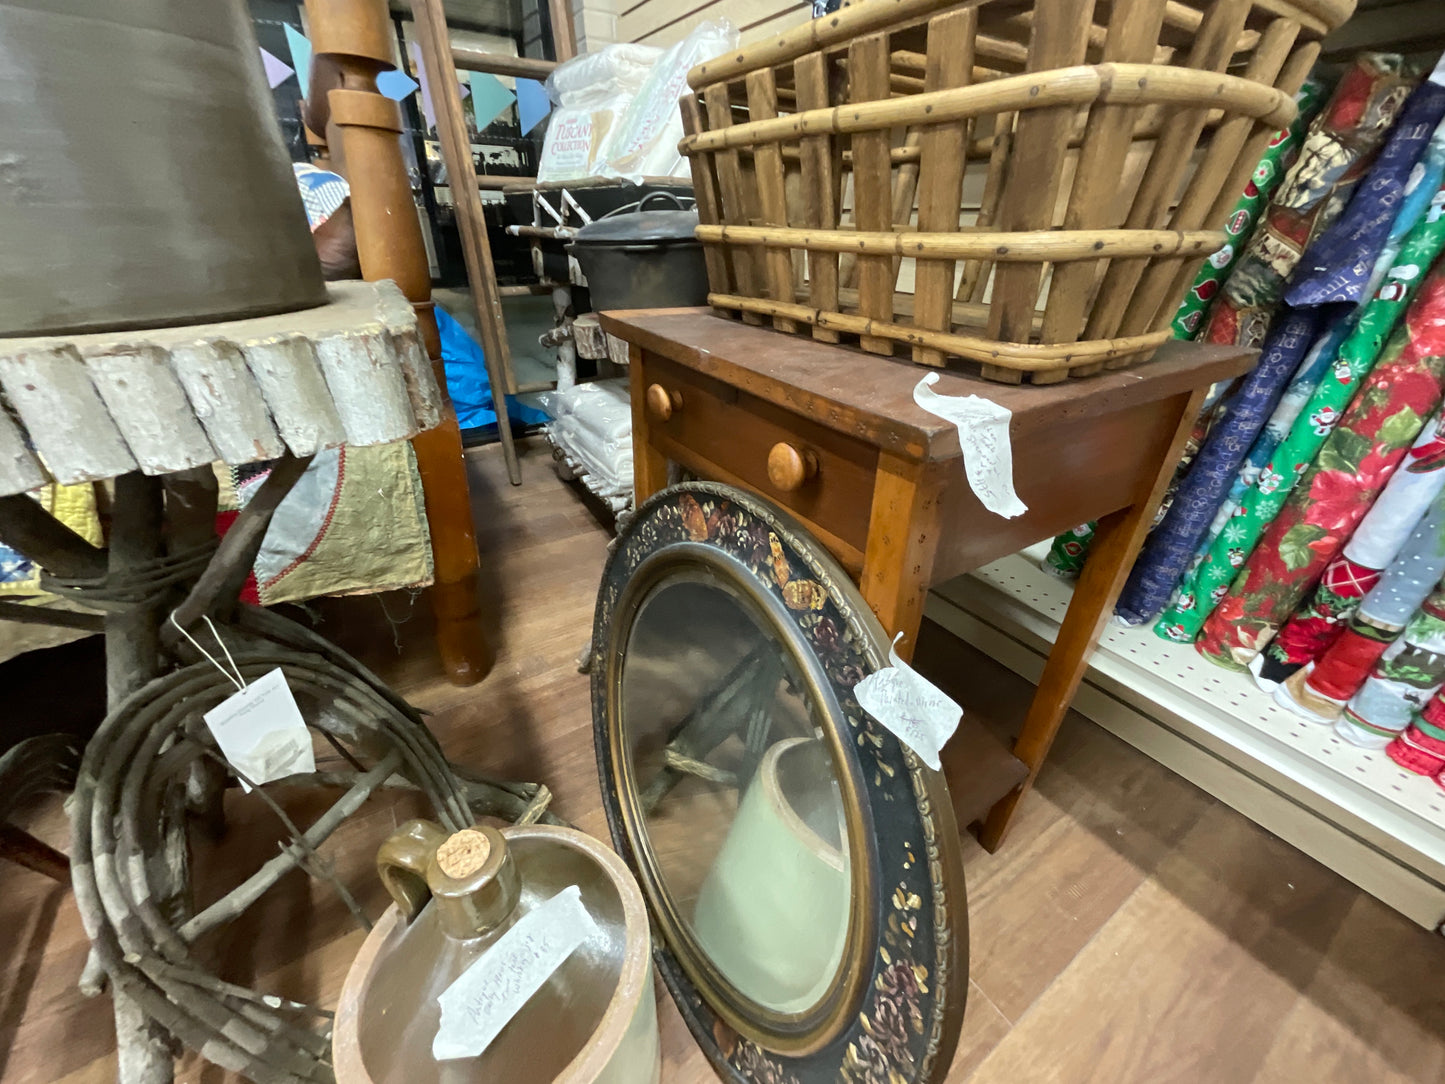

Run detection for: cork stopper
[[436, 829, 493, 878], [425, 824, 519, 940]]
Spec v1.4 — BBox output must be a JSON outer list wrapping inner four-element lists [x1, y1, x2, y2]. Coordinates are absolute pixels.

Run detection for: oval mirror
[[593, 482, 968, 1083]]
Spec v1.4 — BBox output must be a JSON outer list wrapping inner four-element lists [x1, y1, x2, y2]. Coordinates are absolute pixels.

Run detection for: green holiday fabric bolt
[[1170, 77, 1330, 340]]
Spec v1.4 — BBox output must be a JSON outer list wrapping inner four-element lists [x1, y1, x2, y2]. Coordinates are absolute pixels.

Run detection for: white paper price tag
[[202, 667, 315, 790], [434, 885, 600, 1062], [853, 633, 963, 771], [912, 374, 1027, 519]]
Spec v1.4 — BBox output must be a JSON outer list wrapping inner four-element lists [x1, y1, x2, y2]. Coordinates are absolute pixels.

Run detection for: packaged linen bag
[[599, 20, 738, 182], [537, 44, 660, 183]]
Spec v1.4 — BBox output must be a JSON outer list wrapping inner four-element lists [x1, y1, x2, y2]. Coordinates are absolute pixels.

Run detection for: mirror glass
[[620, 570, 851, 1015]]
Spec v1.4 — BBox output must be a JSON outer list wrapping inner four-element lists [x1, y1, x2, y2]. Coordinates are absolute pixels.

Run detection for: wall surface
[[615, 0, 811, 48]]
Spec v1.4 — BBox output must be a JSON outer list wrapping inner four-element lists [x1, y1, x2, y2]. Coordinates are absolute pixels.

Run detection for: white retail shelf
[[928, 546, 1445, 930]]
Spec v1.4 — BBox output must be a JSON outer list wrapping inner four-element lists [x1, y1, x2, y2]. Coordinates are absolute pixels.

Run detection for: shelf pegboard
[[929, 547, 1445, 922]]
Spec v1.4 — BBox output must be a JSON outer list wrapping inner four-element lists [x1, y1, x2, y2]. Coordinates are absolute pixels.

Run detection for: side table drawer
[[638, 354, 877, 570]]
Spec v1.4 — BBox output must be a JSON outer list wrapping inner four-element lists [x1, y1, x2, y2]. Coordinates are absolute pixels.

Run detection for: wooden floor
[[5, 437, 1444, 1083]]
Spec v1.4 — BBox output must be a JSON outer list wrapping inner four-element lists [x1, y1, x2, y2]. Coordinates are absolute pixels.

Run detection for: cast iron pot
[[568, 194, 710, 311]]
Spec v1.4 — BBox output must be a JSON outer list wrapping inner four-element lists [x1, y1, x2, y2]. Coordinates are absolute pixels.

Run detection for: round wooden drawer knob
[[767, 442, 818, 492], [645, 383, 681, 422]]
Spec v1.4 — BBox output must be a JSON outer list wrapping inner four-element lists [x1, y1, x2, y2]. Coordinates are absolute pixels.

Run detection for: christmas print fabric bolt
[[1284, 78, 1445, 308], [1336, 585, 1445, 748], [1171, 77, 1330, 339], [1200, 55, 1417, 351], [1153, 320, 1344, 640], [1158, 171, 1445, 644], [1196, 263, 1445, 671], [1264, 408, 1445, 684], [1387, 691, 1445, 775], [1279, 485, 1445, 725], [1116, 310, 1322, 626]]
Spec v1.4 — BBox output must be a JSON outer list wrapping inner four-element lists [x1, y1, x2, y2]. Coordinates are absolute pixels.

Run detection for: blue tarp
[[436, 305, 548, 431]]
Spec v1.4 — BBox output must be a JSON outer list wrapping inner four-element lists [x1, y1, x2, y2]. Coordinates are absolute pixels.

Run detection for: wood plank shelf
[[927, 546, 1445, 932]]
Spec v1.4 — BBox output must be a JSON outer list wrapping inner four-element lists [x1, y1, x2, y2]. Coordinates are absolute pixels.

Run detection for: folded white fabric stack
[[543, 379, 634, 512]]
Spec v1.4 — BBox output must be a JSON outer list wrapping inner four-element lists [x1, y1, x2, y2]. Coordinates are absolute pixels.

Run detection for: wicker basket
[[679, 0, 1354, 384]]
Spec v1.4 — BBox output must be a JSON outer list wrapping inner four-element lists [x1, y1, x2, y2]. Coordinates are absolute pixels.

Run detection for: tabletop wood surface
[[600, 308, 1258, 462]]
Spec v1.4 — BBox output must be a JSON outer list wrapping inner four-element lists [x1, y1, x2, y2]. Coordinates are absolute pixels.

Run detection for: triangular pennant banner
[[283, 25, 313, 100], [516, 78, 551, 134], [259, 47, 294, 90], [467, 71, 516, 131], [376, 68, 420, 101]]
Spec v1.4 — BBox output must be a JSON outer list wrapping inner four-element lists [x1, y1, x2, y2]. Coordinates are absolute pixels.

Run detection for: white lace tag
[[912, 374, 1027, 519], [853, 633, 962, 771], [201, 667, 314, 791], [433, 885, 600, 1062]]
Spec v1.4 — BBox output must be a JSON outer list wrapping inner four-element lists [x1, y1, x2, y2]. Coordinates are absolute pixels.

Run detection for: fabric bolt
[[1262, 408, 1445, 680], [1331, 586, 1445, 747], [1164, 125, 1445, 640], [1197, 263, 1445, 671], [1117, 309, 1322, 626], [1178, 181, 1445, 652], [1386, 693, 1445, 774], [1043, 522, 1096, 579], [1171, 77, 1331, 339], [1282, 488, 1445, 722], [1201, 55, 1417, 351], [1154, 322, 1343, 638], [1285, 78, 1445, 307]]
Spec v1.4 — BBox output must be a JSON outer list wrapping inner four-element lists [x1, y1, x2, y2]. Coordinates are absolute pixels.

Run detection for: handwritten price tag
[[913, 374, 1027, 519], [853, 633, 962, 771], [433, 885, 600, 1062]]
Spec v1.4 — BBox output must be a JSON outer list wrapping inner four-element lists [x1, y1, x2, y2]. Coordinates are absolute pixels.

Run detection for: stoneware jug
[[333, 821, 660, 1084]]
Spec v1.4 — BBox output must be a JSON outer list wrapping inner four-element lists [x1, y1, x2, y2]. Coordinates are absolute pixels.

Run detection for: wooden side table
[[601, 309, 1255, 849]]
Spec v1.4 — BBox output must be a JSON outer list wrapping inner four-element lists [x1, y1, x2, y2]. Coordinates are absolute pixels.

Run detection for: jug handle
[[377, 819, 448, 921]]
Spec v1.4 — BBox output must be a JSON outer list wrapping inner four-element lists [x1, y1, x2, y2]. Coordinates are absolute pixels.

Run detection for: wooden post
[[409, 0, 529, 446], [306, 0, 494, 686], [0, 823, 69, 882], [628, 346, 670, 504], [547, 0, 576, 62]]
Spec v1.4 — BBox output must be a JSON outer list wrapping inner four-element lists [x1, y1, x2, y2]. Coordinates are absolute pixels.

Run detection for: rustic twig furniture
[[678, 0, 1350, 383], [0, 280, 555, 1082], [600, 308, 1255, 848]]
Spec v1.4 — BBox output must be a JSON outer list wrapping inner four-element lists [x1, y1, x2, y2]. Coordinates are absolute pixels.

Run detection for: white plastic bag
[[537, 44, 664, 183], [597, 20, 739, 183], [545, 43, 660, 106]]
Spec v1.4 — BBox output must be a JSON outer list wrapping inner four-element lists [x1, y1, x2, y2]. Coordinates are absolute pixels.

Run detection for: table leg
[[630, 347, 670, 504], [977, 388, 1206, 851], [860, 452, 948, 659]]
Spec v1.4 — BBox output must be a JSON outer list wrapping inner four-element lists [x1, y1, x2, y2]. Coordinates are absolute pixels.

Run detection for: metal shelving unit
[[927, 546, 1445, 932]]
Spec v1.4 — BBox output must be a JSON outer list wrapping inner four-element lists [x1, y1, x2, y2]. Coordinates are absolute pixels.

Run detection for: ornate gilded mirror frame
[[593, 482, 968, 1084]]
